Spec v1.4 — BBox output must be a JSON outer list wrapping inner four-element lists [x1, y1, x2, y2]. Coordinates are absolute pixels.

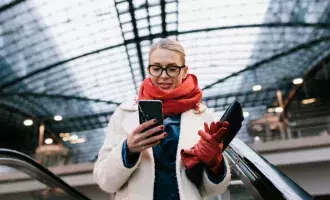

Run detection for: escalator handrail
[[0, 148, 92, 200], [225, 139, 314, 200]]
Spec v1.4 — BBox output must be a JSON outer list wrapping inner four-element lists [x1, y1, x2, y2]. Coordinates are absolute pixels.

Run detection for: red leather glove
[[181, 121, 229, 174], [194, 128, 226, 174]]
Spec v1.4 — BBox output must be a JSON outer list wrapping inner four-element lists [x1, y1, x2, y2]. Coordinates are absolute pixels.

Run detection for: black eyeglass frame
[[147, 65, 186, 78]]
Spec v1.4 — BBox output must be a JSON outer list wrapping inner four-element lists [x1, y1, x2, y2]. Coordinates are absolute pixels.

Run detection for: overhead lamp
[[77, 138, 87, 144], [301, 98, 316, 105], [267, 108, 275, 113], [70, 140, 77, 144], [54, 115, 63, 121], [23, 119, 33, 126], [293, 78, 303, 85], [70, 135, 79, 141], [254, 136, 260, 142], [45, 138, 53, 145], [252, 85, 262, 91], [243, 112, 250, 118], [275, 107, 283, 113]]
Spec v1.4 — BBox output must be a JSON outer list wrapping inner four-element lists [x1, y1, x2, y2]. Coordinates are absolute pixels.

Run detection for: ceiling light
[[243, 112, 250, 117], [252, 85, 262, 91], [70, 140, 77, 144], [275, 107, 283, 113], [45, 138, 53, 145], [267, 108, 275, 113], [54, 115, 63, 121], [70, 135, 78, 140], [77, 138, 87, 143], [254, 136, 260, 142], [23, 119, 33, 126], [293, 78, 303, 85], [301, 98, 316, 105]]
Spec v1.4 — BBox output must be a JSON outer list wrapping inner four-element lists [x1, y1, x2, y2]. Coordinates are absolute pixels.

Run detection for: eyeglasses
[[148, 65, 186, 78]]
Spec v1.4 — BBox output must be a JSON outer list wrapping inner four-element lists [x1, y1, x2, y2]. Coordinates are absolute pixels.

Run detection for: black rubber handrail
[[225, 139, 314, 200], [0, 142, 315, 200], [0, 148, 91, 200]]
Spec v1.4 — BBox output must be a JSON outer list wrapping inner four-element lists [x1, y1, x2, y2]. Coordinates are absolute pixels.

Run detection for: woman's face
[[148, 48, 188, 91]]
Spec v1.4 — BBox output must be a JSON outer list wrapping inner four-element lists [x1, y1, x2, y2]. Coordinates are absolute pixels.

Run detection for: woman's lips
[[157, 83, 172, 90]]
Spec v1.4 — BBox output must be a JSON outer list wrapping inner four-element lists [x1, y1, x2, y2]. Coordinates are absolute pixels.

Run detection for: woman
[[93, 38, 231, 200]]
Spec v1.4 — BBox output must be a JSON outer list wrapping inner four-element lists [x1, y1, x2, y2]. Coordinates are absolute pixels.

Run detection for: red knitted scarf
[[138, 74, 202, 116]]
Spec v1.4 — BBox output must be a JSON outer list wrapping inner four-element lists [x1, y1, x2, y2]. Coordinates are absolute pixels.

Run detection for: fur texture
[[93, 99, 231, 200]]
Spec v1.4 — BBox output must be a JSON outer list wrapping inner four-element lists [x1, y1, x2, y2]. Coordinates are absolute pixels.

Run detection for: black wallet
[[185, 101, 244, 186]]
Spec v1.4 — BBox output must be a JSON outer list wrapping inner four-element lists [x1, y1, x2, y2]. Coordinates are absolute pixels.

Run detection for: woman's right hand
[[127, 119, 167, 153]]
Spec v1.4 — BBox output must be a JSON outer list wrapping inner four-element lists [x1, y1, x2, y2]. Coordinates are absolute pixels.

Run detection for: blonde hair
[[149, 38, 186, 65]]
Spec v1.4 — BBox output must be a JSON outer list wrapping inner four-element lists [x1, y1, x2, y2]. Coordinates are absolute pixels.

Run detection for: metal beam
[[0, 92, 120, 105], [0, 101, 60, 135], [0, 102, 34, 119], [283, 51, 330, 113], [145, 0, 152, 41], [114, 1, 138, 94], [1, 23, 330, 90], [0, 0, 25, 13], [128, 0, 145, 80], [0, 102, 59, 142], [203, 86, 277, 101], [202, 36, 330, 90], [0, 42, 119, 90], [49, 111, 114, 132], [175, 0, 179, 40], [160, 0, 167, 37]]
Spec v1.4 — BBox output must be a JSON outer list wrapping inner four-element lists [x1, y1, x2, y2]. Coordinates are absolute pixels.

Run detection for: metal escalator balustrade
[[0, 140, 315, 200], [0, 148, 91, 200], [224, 138, 314, 200]]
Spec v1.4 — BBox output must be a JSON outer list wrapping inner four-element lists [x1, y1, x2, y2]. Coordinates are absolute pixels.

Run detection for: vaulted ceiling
[[1, 0, 330, 162]]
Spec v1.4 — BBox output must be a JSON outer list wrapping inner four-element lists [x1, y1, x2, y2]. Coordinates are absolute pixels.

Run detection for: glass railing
[[0, 148, 91, 200], [0, 137, 315, 200], [223, 139, 314, 200]]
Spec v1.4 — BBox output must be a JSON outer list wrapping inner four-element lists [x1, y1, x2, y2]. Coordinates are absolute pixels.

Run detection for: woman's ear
[[183, 65, 189, 78]]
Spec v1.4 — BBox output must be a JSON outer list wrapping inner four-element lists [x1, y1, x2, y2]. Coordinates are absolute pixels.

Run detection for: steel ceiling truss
[[1, 22, 329, 91], [202, 36, 330, 90], [114, 1, 139, 94], [0, 0, 25, 13]]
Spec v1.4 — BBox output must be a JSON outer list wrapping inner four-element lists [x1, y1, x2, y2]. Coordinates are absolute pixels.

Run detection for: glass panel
[[205, 181, 256, 200], [225, 183, 256, 200], [0, 166, 78, 200], [1, 0, 330, 167]]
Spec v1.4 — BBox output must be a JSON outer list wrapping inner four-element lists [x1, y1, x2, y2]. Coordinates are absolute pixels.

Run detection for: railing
[[0, 137, 315, 200], [0, 148, 91, 200], [225, 139, 314, 200]]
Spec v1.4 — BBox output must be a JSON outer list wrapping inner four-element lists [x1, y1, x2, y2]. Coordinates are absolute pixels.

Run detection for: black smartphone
[[138, 100, 164, 136], [220, 101, 244, 150]]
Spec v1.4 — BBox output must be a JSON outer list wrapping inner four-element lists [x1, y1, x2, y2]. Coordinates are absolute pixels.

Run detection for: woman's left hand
[[183, 121, 229, 174]]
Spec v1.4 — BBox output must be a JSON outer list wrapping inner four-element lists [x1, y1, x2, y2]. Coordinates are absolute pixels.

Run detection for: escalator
[[0, 138, 314, 200], [0, 148, 91, 200]]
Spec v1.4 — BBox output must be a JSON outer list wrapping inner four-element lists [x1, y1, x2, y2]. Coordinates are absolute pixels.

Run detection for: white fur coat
[[93, 99, 231, 200]]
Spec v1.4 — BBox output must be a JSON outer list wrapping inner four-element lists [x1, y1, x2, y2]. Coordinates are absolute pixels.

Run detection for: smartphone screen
[[138, 100, 164, 136]]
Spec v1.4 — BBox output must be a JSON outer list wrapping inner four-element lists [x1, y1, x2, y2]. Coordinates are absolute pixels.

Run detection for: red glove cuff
[[208, 157, 224, 175], [180, 149, 200, 170]]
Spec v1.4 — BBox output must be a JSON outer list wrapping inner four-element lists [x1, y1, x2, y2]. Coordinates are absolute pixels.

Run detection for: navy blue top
[[122, 115, 227, 200]]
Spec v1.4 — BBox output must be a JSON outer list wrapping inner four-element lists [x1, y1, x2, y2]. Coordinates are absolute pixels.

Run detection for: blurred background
[[0, 0, 330, 199]]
